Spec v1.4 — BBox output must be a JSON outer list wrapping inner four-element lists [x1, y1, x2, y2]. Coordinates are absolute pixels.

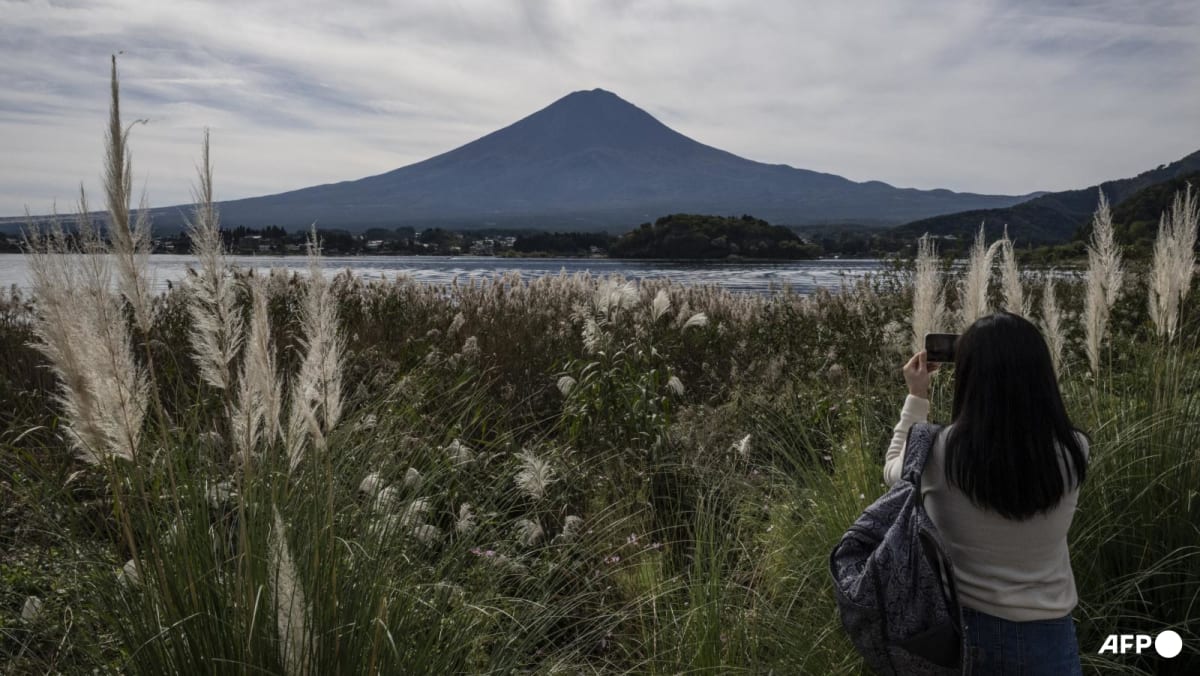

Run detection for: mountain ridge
[[6, 89, 1044, 233], [892, 148, 1200, 243]]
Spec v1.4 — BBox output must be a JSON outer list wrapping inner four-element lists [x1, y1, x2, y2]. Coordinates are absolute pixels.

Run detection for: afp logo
[[1098, 630, 1183, 658]]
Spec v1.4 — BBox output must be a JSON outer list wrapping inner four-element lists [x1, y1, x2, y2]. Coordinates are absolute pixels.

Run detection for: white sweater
[[883, 395, 1088, 622]]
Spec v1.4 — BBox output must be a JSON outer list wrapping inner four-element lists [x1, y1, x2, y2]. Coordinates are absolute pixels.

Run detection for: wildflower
[[627, 533, 639, 546], [604, 554, 621, 565], [514, 448, 556, 501]]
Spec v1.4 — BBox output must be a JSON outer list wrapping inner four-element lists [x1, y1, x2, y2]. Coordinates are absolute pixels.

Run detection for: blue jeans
[[963, 606, 1083, 675]]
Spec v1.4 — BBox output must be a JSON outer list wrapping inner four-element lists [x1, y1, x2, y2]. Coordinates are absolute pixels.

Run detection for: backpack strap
[[901, 422, 945, 485]]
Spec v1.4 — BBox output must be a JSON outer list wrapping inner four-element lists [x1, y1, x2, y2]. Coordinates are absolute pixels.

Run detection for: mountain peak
[[126, 89, 1037, 232], [565, 87, 620, 98], [541, 87, 648, 120]]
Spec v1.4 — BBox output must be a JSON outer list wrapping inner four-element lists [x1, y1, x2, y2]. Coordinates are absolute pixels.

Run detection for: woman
[[883, 312, 1090, 675]]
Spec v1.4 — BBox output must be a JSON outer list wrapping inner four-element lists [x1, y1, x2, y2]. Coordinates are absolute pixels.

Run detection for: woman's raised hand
[[902, 350, 940, 400]]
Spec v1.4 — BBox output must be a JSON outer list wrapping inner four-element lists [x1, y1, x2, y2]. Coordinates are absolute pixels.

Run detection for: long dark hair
[[944, 312, 1088, 520]]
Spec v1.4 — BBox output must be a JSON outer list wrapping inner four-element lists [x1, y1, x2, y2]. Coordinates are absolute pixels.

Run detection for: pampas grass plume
[[25, 197, 149, 464], [1149, 184, 1198, 338], [103, 54, 153, 334], [232, 275, 280, 460], [1040, 273, 1065, 375], [515, 449, 555, 501], [185, 129, 243, 393], [1083, 190, 1124, 373], [285, 227, 345, 472], [270, 508, 310, 676], [998, 227, 1029, 317], [958, 224, 1002, 329], [911, 233, 945, 352]]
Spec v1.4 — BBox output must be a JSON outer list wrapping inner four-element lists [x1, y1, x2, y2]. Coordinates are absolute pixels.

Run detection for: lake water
[[0, 254, 889, 295]]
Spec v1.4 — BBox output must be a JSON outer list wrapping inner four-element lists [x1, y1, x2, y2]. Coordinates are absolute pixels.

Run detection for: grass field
[[1, 60, 1197, 675]]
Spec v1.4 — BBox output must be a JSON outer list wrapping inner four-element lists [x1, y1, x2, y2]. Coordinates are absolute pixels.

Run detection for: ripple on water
[[0, 254, 888, 296]]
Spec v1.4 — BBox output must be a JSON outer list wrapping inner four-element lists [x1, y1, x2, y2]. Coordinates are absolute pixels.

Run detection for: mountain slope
[[892, 149, 1200, 243], [140, 89, 1035, 232]]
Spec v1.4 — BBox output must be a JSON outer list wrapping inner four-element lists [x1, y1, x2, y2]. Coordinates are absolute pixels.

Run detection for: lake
[[0, 254, 889, 295]]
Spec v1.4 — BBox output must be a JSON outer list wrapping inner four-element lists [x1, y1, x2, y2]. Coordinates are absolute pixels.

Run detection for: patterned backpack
[[829, 422, 967, 675]]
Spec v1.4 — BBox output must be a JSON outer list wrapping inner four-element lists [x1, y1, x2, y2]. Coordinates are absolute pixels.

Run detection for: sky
[[1, 0, 1198, 216]]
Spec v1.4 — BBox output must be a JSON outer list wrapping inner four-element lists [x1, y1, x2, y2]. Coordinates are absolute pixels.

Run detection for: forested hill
[[892, 148, 1200, 244], [608, 214, 819, 259], [1089, 170, 1200, 254]]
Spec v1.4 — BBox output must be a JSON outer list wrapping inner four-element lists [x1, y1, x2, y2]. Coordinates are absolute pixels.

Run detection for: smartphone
[[924, 333, 959, 363]]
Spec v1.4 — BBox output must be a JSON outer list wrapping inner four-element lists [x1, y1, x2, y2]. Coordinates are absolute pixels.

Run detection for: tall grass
[[1149, 183, 1198, 339], [3, 59, 1199, 675], [1084, 190, 1124, 374], [957, 224, 1001, 329], [911, 233, 945, 352]]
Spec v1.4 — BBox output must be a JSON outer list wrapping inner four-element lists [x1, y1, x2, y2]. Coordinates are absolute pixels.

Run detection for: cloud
[[1, 0, 1197, 216]]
